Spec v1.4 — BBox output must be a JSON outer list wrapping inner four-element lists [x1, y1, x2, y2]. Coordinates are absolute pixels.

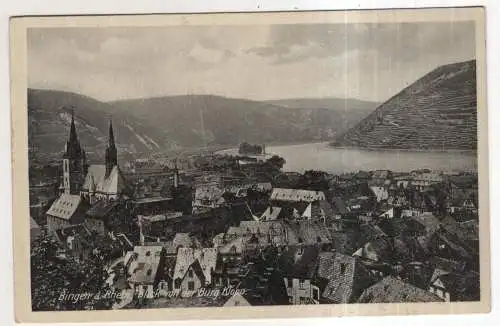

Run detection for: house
[[394, 174, 412, 189], [144, 232, 200, 257], [132, 196, 175, 216], [369, 185, 389, 202], [126, 246, 167, 299], [372, 170, 392, 182], [53, 224, 94, 262], [261, 200, 334, 222], [81, 164, 129, 203], [30, 216, 42, 240], [428, 269, 480, 302], [378, 206, 395, 219], [192, 185, 226, 213], [173, 247, 218, 293], [353, 238, 394, 277], [84, 200, 121, 235], [280, 245, 321, 305], [225, 220, 290, 247], [358, 276, 442, 303], [409, 213, 442, 236], [270, 188, 326, 202], [411, 172, 444, 190], [428, 228, 474, 263], [46, 193, 89, 234], [448, 196, 478, 215], [315, 252, 375, 303], [447, 175, 478, 203]]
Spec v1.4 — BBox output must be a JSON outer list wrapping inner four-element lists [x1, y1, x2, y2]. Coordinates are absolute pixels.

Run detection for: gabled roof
[[84, 164, 128, 195], [83, 165, 106, 191], [128, 245, 164, 284], [279, 245, 320, 279], [53, 223, 93, 247], [99, 166, 128, 195], [86, 200, 119, 219], [430, 270, 479, 300], [353, 238, 392, 262], [30, 216, 40, 230], [46, 194, 83, 220], [359, 276, 441, 303], [291, 220, 332, 245], [194, 185, 224, 201], [260, 206, 283, 221], [173, 247, 218, 284], [172, 233, 194, 249], [410, 213, 441, 235], [316, 252, 362, 303], [219, 237, 246, 255], [270, 188, 326, 202]]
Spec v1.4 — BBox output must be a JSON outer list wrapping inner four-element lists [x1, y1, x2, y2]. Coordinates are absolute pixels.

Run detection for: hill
[[266, 98, 377, 131], [107, 95, 376, 149], [28, 89, 162, 163], [28, 90, 377, 163], [333, 60, 478, 150]]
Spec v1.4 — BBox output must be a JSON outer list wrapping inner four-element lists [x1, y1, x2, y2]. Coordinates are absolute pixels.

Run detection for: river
[[219, 142, 478, 174]]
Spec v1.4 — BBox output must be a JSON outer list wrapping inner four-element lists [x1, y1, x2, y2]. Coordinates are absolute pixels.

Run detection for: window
[[287, 278, 292, 288], [188, 281, 195, 291], [299, 279, 306, 289], [146, 251, 151, 256], [146, 269, 152, 276], [313, 288, 319, 300], [188, 269, 193, 278], [340, 263, 346, 274]]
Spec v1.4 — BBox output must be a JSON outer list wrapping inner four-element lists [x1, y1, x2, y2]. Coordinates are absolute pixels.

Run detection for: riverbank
[[328, 142, 478, 154], [262, 142, 478, 174]]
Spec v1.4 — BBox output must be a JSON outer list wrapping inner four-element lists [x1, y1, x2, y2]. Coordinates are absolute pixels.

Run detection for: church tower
[[105, 120, 118, 178], [62, 110, 87, 195]]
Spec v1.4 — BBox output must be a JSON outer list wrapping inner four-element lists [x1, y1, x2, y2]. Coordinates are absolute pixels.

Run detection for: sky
[[27, 21, 476, 103]]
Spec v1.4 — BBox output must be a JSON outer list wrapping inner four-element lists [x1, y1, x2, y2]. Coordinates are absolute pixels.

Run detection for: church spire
[[108, 119, 116, 148], [65, 108, 82, 158], [62, 108, 86, 195], [105, 119, 118, 178]]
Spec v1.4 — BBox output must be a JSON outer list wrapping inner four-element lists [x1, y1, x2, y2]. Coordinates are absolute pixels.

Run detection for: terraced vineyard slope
[[333, 60, 477, 150]]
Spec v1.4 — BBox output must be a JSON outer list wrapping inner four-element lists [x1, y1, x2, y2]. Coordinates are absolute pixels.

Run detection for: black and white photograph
[[10, 7, 489, 322]]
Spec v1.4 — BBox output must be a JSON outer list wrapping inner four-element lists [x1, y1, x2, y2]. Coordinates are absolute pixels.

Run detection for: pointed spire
[[108, 119, 116, 149], [65, 107, 82, 158], [69, 109, 78, 144], [105, 118, 118, 178]]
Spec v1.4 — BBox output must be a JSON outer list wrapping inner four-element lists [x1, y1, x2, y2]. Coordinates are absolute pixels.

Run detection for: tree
[[265, 155, 286, 171], [31, 235, 115, 311], [297, 170, 329, 191]]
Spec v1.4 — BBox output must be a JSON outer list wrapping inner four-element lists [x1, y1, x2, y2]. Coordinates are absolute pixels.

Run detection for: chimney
[[138, 217, 145, 246]]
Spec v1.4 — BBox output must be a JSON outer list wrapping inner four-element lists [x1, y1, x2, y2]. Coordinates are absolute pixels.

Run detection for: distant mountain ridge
[[28, 89, 378, 163], [333, 60, 478, 150]]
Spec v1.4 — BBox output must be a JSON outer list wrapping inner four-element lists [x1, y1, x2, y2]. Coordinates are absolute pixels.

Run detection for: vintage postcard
[[10, 7, 489, 323]]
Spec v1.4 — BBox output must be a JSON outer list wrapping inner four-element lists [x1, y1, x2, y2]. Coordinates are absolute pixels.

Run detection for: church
[[46, 112, 130, 234]]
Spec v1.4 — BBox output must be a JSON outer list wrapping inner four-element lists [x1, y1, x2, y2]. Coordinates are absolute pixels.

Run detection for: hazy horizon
[[28, 22, 475, 103]]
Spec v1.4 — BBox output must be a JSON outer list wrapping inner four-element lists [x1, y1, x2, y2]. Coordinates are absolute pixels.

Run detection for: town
[[29, 112, 480, 310]]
